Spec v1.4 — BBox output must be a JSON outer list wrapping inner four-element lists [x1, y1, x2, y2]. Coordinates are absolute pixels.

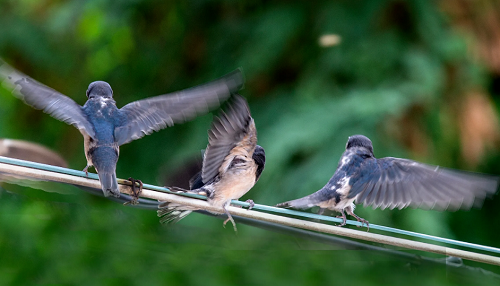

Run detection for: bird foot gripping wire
[[334, 209, 370, 231], [337, 210, 347, 227], [340, 216, 369, 231], [345, 208, 370, 231], [123, 177, 143, 205], [83, 165, 90, 177], [245, 199, 255, 210], [167, 186, 189, 193], [355, 217, 370, 232]]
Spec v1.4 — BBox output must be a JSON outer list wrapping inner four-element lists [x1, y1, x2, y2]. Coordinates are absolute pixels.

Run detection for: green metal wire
[[0, 155, 499, 256]]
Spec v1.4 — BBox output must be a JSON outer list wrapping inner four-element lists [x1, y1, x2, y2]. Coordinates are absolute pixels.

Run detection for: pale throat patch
[[99, 97, 111, 108]]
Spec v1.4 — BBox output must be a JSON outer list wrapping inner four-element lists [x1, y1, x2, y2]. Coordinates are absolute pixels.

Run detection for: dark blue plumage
[[80, 82, 120, 196], [0, 60, 245, 198], [277, 135, 499, 229]]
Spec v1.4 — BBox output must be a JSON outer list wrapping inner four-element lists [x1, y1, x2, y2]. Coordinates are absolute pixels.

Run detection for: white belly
[[209, 166, 256, 209]]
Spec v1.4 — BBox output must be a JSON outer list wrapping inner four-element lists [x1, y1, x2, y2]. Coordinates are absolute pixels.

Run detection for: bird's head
[[346, 135, 374, 155], [253, 145, 266, 164], [253, 145, 266, 181], [86, 81, 113, 99]]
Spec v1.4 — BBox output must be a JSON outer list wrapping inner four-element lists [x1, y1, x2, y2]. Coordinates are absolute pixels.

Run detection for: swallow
[[276, 135, 499, 230], [158, 95, 265, 232], [0, 60, 244, 200]]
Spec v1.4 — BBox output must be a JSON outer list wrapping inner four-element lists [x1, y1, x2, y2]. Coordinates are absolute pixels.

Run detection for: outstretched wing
[[349, 157, 499, 210], [201, 95, 255, 184], [0, 60, 95, 138], [114, 69, 245, 146]]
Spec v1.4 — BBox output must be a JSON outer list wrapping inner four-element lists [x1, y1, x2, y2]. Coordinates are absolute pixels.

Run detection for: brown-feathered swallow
[[158, 95, 265, 232], [0, 60, 244, 200], [276, 135, 499, 230]]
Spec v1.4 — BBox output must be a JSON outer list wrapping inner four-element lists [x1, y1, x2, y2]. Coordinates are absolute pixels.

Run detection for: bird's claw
[[350, 213, 370, 231], [357, 218, 370, 232], [123, 177, 143, 206], [83, 166, 89, 177], [245, 199, 255, 210], [345, 207, 370, 231]]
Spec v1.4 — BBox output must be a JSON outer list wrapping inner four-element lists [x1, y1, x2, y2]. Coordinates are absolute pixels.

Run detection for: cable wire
[[0, 155, 499, 265]]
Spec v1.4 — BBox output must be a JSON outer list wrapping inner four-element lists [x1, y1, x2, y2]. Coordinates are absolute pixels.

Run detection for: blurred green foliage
[[0, 0, 499, 284]]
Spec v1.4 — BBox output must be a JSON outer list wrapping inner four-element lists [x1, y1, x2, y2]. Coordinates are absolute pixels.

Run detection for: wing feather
[[0, 60, 95, 138], [350, 157, 499, 210], [114, 69, 245, 146], [201, 95, 254, 183]]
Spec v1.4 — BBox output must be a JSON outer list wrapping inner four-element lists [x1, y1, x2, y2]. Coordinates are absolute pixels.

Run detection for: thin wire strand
[[3, 161, 499, 267], [1, 155, 499, 257]]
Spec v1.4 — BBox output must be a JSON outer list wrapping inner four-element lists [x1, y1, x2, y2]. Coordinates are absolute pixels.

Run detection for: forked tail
[[275, 194, 320, 209], [158, 186, 207, 224], [157, 201, 196, 224]]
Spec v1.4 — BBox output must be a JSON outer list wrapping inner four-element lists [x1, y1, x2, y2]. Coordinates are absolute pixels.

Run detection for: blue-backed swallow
[[0, 60, 244, 199], [158, 95, 265, 232], [276, 135, 499, 230]]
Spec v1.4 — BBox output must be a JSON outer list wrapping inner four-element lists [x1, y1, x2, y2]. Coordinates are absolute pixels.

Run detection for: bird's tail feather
[[275, 195, 319, 209], [158, 186, 208, 224], [157, 201, 197, 224], [92, 147, 119, 197], [98, 171, 119, 198]]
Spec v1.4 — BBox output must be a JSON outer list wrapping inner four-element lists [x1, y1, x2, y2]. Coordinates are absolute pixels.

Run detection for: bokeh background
[[1, 0, 500, 284]]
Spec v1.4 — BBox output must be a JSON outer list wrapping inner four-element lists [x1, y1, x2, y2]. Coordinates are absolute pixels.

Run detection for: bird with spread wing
[[158, 95, 265, 232], [0, 60, 244, 201], [276, 135, 499, 230]]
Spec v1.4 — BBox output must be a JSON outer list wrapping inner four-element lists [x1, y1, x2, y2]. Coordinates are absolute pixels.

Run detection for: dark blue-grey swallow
[[0, 60, 244, 198], [158, 95, 265, 232], [276, 135, 499, 229]]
